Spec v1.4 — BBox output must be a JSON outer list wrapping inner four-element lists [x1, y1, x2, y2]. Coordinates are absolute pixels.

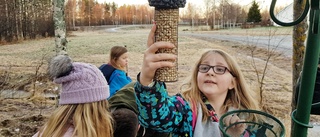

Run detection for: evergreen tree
[[247, 1, 261, 23]]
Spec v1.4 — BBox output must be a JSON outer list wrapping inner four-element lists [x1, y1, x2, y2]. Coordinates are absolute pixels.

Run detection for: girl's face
[[197, 53, 235, 99], [116, 52, 128, 68]]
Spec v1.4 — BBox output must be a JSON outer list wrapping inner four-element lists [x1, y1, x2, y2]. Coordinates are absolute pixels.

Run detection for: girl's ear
[[137, 124, 140, 132], [228, 78, 236, 90]]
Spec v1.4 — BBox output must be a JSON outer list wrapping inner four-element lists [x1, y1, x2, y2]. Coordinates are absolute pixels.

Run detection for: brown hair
[[112, 108, 139, 137], [109, 46, 127, 70]]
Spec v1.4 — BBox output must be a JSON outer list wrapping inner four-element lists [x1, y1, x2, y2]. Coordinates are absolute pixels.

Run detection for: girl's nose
[[207, 68, 216, 76]]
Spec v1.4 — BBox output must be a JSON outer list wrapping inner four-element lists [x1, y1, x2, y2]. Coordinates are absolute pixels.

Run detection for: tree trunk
[[31, 0, 36, 39], [291, 0, 307, 136], [72, 2, 75, 30], [5, 0, 10, 41], [23, 0, 27, 39], [53, 0, 67, 55], [15, 0, 21, 40]]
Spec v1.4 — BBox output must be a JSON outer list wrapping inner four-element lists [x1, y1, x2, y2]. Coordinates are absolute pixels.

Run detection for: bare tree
[[186, 3, 196, 29], [204, 0, 213, 27], [65, 0, 77, 30], [31, 50, 49, 97], [0, 0, 53, 43], [4, 0, 9, 40], [53, 0, 67, 55], [212, 0, 216, 29], [247, 28, 286, 107], [0, 65, 11, 99]]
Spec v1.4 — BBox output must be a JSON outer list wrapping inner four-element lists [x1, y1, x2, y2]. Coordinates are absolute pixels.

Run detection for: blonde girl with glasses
[[134, 24, 260, 137]]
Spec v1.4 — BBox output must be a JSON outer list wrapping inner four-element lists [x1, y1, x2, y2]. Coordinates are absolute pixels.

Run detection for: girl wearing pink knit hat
[[33, 55, 113, 137]]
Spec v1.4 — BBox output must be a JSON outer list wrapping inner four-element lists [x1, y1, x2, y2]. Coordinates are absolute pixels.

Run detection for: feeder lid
[[149, 0, 186, 9]]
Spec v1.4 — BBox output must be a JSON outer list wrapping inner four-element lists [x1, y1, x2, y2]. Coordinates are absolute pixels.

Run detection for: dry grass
[[0, 25, 318, 136]]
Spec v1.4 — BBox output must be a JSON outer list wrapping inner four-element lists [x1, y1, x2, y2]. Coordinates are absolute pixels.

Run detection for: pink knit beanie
[[49, 55, 110, 105]]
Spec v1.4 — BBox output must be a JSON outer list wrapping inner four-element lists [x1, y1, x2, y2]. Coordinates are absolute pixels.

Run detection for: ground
[[0, 25, 319, 136]]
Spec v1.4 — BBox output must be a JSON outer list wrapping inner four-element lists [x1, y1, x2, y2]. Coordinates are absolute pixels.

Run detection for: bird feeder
[[148, 0, 186, 82]]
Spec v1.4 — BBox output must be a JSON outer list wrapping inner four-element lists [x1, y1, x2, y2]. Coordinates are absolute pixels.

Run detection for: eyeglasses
[[198, 64, 233, 76]]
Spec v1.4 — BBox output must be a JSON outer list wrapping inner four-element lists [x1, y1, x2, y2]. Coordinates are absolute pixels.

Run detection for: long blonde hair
[[181, 49, 260, 121], [38, 100, 113, 137]]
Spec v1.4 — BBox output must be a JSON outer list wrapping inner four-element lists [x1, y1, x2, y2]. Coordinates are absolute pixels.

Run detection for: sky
[[97, 0, 291, 9]]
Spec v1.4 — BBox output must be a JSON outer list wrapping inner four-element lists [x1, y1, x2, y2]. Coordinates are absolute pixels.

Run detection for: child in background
[[112, 108, 139, 137], [33, 55, 113, 137], [109, 82, 171, 137], [134, 24, 260, 137], [100, 46, 132, 98]]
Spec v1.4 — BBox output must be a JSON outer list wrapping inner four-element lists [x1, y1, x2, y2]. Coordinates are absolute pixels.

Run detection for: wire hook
[[270, 0, 309, 26]]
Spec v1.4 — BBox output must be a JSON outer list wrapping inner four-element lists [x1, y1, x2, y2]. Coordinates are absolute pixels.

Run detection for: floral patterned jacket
[[134, 81, 193, 137]]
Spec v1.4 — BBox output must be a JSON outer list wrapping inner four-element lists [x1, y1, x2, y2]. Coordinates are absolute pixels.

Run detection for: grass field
[[0, 25, 319, 136]]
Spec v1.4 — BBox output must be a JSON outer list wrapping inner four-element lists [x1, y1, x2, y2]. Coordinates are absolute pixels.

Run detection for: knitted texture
[[55, 62, 110, 104]]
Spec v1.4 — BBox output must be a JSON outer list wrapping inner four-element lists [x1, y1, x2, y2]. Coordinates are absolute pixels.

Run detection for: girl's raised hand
[[224, 114, 247, 137], [139, 24, 177, 86]]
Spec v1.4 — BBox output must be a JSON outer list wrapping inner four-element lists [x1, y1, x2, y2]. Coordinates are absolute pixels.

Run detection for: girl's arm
[[134, 80, 193, 135], [135, 24, 192, 135]]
